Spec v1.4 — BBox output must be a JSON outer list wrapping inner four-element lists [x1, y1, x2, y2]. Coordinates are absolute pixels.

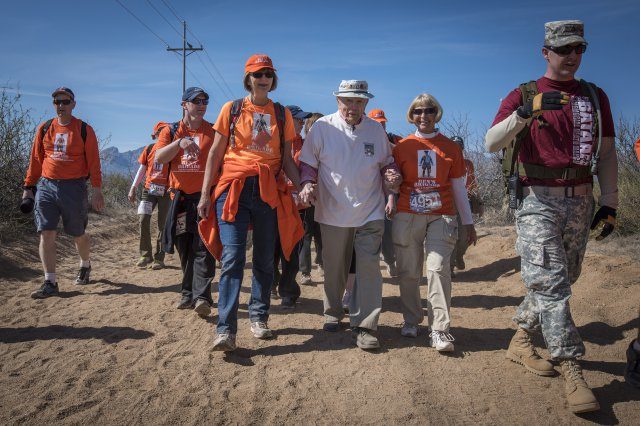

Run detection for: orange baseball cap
[[245, 54, 276, 73], [368, 109, 387, 123]]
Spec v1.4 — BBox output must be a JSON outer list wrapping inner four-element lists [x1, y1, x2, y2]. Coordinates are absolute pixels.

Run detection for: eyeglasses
[[251, 71, 274, 79], [53, 99, 72, 106], [413, 107, 437, 116], [189, 98, 209, 105], [545, 43, 587, 55]]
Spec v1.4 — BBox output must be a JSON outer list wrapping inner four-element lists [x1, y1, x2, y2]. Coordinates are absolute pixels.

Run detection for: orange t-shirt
[[635, 137, 640, 162], [393, 133, 466, 215], [138, 143, 169, 190], [155, 120, 215, 195], [24, 117, 102, 187], [214, 97, 296, 172]]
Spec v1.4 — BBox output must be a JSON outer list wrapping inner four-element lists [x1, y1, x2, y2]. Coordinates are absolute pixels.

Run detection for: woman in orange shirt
[[198, 54, 303, 351], [391, 93, 477, 351]]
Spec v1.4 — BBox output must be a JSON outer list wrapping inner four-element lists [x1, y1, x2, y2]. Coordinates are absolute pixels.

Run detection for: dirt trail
[[0, 216, 639, 425]]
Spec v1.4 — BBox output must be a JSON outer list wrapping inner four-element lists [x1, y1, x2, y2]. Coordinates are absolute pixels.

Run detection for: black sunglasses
[[413, 107, 437, 116], [189, 98, 209, 105], [251, 71, 274, 79], [53, 99, 72, 106], [545, 43, 587, 55]]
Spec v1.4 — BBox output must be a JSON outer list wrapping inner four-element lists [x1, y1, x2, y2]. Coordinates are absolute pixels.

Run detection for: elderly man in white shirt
[[298, 80, 401, 350]]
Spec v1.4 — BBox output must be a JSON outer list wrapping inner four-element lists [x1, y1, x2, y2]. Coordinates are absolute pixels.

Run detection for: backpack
[[501, 79, 602, 182], [228, 98, 286, 170], [151, 121, 180, 178], [41, 118, 87, 143]]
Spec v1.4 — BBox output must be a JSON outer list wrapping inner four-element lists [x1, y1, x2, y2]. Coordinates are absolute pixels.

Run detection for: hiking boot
[[151, 259, 165, 270], [31, 280, 59, 299], [175, 295, 194, 309], [401, 322, 418, 338], [506, 328, 555, 376], [455, 257, 466, 270], [624, 340, 640, 389], [213, 333, 237, 352], [75, 266, 91, 285], [281, 297, 296, 309], [194, 299, 211, 318], [386, 262, 398, 277], [323, 321, 340, 332], [560, 359, 599, 413], [136, 257, 152, 268], [354, 327, 380, 350], [250, 321, 273, 339], [430, 330, 455, 352], [300, 273, 312, 285]]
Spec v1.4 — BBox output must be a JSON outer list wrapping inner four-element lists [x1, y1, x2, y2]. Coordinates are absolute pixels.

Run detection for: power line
[[158, 0, 183, 22], [113, 0, 170, 47], [195, 53, 232, 102], [144, 0, 181, 38]]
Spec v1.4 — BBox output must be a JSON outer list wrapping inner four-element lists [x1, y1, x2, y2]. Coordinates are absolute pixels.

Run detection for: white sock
[[633, 339, 640, 353], [44, 272, 56, 283], [80, 259, 91, 268]]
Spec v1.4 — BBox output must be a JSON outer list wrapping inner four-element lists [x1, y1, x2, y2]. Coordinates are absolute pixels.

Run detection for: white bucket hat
[[332, 80, 374, 99]]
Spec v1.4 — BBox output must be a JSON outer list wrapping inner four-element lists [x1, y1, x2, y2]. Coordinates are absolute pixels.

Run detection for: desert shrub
[[102, 173, 133, 209]]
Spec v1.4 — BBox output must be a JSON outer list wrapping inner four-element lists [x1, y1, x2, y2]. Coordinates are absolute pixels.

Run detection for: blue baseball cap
[[51, 87, 75, 100], [182, 87, 209, 102], [286, 105, 312, 119]]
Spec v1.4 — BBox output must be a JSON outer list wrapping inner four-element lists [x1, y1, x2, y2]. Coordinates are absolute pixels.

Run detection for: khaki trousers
[[320, 220, 384, 330], [392, 212, 457, 331]]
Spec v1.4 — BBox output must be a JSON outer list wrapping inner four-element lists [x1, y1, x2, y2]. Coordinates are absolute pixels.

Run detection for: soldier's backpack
[[501, 79, 603, 183]]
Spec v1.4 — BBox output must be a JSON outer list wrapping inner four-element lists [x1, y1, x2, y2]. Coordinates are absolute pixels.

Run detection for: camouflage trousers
[[513, 189, 594, 359]]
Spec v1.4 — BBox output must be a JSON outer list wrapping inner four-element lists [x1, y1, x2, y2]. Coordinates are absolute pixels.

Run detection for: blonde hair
[[304, 112, 324, 135], [406, 93, 443, 123]]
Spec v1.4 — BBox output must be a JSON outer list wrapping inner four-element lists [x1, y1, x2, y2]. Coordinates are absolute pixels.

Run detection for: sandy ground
[[0, 212, 639, 425]]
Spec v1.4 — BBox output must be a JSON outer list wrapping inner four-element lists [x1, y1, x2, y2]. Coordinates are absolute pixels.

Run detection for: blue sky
[[2, 0, 639, 152]]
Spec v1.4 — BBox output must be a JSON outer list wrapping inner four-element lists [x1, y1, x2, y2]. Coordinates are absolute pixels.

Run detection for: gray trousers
[[514, 190, 593, 359], [320, 220, 384, 330]]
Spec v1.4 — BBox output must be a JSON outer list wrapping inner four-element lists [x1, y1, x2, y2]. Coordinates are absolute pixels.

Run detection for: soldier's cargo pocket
[[516, 238, 545, 267]]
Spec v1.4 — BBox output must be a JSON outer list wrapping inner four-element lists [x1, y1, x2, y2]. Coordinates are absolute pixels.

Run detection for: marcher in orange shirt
[[197, 54, 303, 351], [127, 123, 171, 269], [391, 93, 477, 348], [23, 87, 104, 299], [154, 87, 216, 318]]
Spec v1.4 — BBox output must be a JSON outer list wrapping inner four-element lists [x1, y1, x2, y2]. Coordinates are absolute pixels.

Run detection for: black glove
[[516, 91, 570, 119], [590, 206, 616, 240]]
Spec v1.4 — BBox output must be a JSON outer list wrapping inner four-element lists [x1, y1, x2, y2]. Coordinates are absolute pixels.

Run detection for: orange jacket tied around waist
[[198, 161, 304, 261]]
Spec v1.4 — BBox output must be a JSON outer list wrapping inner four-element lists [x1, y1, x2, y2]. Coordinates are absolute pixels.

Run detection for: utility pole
[[167, 21, 202, 92]]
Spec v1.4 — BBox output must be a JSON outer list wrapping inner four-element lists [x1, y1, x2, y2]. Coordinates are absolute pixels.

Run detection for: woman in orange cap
[[198, 54, 304, 351]]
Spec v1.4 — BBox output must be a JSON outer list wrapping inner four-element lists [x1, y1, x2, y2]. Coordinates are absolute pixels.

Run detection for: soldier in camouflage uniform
[[485, 20, 618, 413]]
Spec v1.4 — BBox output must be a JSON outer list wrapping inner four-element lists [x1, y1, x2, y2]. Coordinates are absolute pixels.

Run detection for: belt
[[523, 184, 592, 198]]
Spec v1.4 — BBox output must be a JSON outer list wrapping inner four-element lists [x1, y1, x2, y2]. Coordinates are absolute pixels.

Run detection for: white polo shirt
[[299, 111, 394, 227]]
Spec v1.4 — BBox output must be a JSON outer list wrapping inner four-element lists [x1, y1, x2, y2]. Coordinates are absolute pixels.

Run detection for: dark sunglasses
[[545, 43, 587, 55], [53, 99, 72, 106], [251, 71, 274, 79], [413, 107, 437, 116], [189, 98, 209, 105]]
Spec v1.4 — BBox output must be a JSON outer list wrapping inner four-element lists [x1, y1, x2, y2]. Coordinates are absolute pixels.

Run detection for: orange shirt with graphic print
[[24, 117, 102, 187], [155, 120, 215, 195], [393, 133, 466, 216], [214, 97, 296, 172], [138, 144, 169, 190]]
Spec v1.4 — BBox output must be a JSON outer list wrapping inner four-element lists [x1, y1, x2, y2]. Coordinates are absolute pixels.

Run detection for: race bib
[[176, 212, 187, 236], [148, 183, 166, 196], [410, 190, 442, 213], [137, 200, 153, 215]]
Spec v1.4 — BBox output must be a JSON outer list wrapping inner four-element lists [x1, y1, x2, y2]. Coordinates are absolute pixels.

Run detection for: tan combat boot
[[506, 327, 555, 376], [560, 358, 599, 413]]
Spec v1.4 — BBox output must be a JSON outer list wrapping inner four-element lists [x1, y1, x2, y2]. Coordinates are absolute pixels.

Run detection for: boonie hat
[[287, 105, 312, 120], [333, 80, 374, 99], [245, 54, 276, 73], [368, 109, 387, 123], [182, 87, 209, 102], [51, 87, 75, 100], [544, 20, 586, 47]]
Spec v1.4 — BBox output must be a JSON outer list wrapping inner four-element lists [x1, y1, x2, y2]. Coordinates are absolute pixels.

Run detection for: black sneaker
[[176, 295, 194, 309], [75, 266, 91, 285], [626, 340, 640, 389], [31, 280, 59, 299], [281, 297, 296, 309]]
